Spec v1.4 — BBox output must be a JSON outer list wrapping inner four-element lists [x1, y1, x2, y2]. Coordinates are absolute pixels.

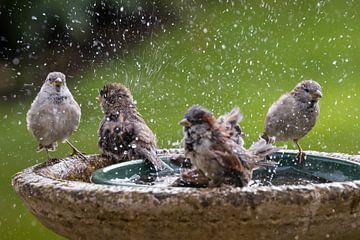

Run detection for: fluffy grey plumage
[[26, 72, 84, 161], [263, 80, 322, 158], [180, 105, 277, 187], [97, 83, 170, 171]]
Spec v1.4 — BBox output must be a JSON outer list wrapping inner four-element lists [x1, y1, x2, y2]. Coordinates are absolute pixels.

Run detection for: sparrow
[[179, 105, 277, 187], [26, 72, 85, 161], [97, 83, 170, 171], [171, 107, 244, 169], [262, 80, 322, 160]]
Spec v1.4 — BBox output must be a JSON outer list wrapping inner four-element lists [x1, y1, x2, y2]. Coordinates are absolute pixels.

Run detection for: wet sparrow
[[262, 80, 322, 160], [180, 105, 277, 187], [26, 72, 85, 161], [171, 108, 244, 169], [97, 83, 170, 171]]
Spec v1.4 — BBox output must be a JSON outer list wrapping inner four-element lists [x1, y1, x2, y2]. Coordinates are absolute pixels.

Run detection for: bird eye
[[304, 88, 309, 93]]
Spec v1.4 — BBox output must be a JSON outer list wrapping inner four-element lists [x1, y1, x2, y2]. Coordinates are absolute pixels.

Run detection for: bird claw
[[268, 136, 276, 144], [71, 151, 87, 160], [66, 140, 87, 160], [46, 157, 60, 164]]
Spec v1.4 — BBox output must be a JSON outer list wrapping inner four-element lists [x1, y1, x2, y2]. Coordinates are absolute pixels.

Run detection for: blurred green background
[[1, 0, 360, 239]]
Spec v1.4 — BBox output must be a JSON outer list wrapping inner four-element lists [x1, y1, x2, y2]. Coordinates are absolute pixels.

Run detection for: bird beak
[[96, 96, 101, 102], [53, 78, 63, 87], [179, 118, 191, 127], [311, 90, 322, 99]]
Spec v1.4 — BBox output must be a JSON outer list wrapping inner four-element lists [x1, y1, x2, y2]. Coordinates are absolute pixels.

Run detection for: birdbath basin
[[12, 150, 360, 240]]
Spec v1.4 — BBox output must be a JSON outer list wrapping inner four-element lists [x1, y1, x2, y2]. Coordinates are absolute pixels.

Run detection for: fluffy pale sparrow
[[97, 83, 170, 171], [262, 80, 322, 160], [26, 72, 85, 161], [179, 105, 277, 187]]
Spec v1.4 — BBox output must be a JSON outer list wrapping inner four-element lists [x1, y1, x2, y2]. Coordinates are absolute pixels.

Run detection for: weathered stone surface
[[12, 151, 360, 240]]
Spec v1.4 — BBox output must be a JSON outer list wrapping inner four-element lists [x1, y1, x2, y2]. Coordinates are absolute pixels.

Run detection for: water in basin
[[91, 152, 360, 187]]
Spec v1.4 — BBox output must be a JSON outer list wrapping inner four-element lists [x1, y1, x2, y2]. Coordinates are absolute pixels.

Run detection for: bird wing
[[218, 108, 244, 146], [218, 107, 243, 127], [239, 138, 278, 168], [210, 141, 246, 172], [210, 142, 251, 187], [27, 104, 55, 141], [131, 118, 156, 145], [265, 94, 297, 126], [129, 115, 170, 171]]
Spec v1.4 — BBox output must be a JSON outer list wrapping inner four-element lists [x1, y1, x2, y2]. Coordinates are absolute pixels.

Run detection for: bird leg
[[294, 139, 305, 163], [65, 140, 86, 159], [45, 148, 58, 163]]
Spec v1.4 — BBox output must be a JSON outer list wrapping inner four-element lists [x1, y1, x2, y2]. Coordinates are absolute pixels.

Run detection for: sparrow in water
[[179, 105, 277, 187], [171, 108, 244, 170], [26, 72, 85, 161], [262, 80, 322, 160], [97, 83, 170, 171]]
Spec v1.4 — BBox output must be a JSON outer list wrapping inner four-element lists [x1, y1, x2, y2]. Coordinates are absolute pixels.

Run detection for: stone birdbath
[[12, 150, 360, 240]]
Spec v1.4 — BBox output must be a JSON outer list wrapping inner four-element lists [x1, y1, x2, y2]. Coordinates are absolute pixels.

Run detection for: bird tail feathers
[[136, 148, 174, 172], [241, 138, 279, 165]]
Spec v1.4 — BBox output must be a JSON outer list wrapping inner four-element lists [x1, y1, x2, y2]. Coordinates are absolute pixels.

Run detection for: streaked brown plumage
[[179, 105, 277, 187], [218, 107, 244, 146], [97, 83, 168, 170], [171, 107, 244, 170]]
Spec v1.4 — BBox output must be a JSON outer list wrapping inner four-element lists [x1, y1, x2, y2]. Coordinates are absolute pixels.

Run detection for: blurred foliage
[[0, 0, 180, 95], [1, 0, 360, 239]]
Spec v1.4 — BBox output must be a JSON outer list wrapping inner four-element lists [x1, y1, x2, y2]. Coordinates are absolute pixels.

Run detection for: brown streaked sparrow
[[262, 80, 322, 160], [97, 83, 170, 171], [171, 107, 244, 170], [26, 72, 85, 161], [179, 105, 277, 187]]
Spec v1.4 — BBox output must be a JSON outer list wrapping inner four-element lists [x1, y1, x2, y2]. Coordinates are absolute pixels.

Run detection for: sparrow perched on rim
[[26, 72, 85, 161], [179, 105, 277, 187], [262, 80, 322, 160], [97, 83, 170, 171]]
